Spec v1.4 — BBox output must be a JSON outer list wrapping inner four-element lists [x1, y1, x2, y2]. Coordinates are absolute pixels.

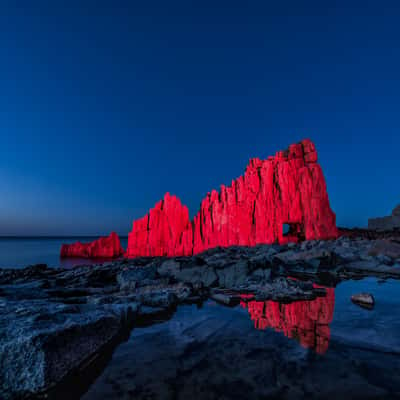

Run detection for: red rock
[[60, 232, 124, 258], [126, 139, 338, 257], [240, 286, 335, 354], [126, 193, 192, 257]]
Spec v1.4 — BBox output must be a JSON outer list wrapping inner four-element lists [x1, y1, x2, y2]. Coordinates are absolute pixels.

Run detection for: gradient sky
[[0, 1, 399, 235]]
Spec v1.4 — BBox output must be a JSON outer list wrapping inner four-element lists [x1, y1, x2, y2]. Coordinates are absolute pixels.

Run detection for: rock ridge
[[127, 139, 338, 257]]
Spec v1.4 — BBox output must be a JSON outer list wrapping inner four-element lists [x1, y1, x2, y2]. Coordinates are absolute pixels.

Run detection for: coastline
[[1, 234, 400, 399]]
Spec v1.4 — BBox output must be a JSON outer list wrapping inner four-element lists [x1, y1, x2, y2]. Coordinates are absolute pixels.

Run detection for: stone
[[0, 300, 136, 399], [131, 282, 193, 307], [376, 254, 394, 266], [340, 260, 400, 277], [351, 293, 375, 309], [210, 289, 242, 306], [126, 193, 193, 257], [368, 240, 400, 260], [392, 204, 400, 217], [272, 248, 335, 272], [60, 232, 124, 259], [126, 139, 338, 257], [175, 266, 218, 288], [157, 259, 218, 287], [117, 264, 158, 291], [157, 259, 181, 277], [216, 260, 249, 288]]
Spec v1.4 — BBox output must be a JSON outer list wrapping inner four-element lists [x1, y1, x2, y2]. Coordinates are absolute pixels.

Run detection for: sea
[[0, 236, 128, 269], [82, 277, 400, 399]]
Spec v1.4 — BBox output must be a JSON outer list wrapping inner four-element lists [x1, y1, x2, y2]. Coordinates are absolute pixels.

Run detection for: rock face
[[60, 232, 124, 259], [126, 193, 193, 257], [240, 286, 335, 354], [127, 139, 338, 257], [368, 205, 400, 231]]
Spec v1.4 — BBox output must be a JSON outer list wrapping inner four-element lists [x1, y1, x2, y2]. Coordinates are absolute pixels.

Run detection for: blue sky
[[0, 0, 399, 235]]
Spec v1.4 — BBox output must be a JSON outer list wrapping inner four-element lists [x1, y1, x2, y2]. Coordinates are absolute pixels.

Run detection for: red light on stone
[[126, 139, 338, 257], [60, 232, 124, 259], [240, 287, 335, 354]]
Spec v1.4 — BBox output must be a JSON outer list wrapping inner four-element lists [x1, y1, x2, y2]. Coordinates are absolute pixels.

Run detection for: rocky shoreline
[[1, 235, 400, 399]]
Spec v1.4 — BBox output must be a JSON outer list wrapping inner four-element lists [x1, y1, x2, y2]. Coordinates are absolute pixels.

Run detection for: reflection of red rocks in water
[[126, 139, 338, 258], [60, 232, 124, 259], [240, 287, 335, 354]]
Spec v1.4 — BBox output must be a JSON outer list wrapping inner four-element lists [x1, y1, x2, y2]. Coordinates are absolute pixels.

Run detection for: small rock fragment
[[351, 293, 375, 309]]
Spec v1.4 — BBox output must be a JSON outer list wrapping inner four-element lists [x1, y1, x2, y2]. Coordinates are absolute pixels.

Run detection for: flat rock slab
[[341, 260, 400, 277], [0, 299, 137, 399]]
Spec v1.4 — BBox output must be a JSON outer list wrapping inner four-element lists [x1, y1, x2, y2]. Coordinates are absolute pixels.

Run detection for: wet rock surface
[[82, 300, 400, 400], [1, 236, 400, 399]]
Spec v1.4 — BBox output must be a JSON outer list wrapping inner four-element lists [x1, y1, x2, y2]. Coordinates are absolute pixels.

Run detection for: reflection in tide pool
[[240, 287, 335, 354], [83, 279, 400, 400]]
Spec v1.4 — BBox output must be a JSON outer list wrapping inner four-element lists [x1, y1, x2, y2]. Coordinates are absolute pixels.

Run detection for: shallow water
[[81, 278, 400, 400], [0, 237, 128, 268]]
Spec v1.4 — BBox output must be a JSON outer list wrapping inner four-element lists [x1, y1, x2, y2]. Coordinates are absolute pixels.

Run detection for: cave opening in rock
[[282, 222, 305, 241], [282, 224, 291, 236]]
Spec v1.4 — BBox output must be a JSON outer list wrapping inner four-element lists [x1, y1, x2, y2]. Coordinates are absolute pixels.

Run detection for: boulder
[[157, 259, 218, 287], [0, 300, 136, 399], [216, 261, 249, 288], [351, 293, 375, 309], [117, 264, 158, 291], [272, 248, 335, 274], [210, 289, 242, 306]]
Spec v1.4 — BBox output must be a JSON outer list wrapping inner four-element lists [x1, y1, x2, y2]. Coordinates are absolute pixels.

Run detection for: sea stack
[[126, 139, 338, 257], [60, 232, 124, 258]]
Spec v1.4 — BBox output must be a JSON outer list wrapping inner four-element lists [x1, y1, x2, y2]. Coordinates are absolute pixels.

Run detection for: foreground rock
[[0, 300, 137, 398], [2, 235, 400, 398], [351, 293, 375, 309], [60, 232, 124, 258]]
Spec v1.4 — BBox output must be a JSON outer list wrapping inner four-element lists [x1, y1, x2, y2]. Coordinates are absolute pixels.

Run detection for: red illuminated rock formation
[[240, 287, 335, 354], [127, 193, 193, 257], [126, 139, 338, 257], [60, 232, 124, 258]]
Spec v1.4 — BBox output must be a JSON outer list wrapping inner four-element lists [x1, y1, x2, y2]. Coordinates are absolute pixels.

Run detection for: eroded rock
[[60, 232, 124, 259], [126, 139, 338, 257]]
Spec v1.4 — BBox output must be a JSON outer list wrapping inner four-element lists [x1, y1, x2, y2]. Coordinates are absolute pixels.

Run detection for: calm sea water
[[82, 278, 400, 399], [0, 237, 128, 268]]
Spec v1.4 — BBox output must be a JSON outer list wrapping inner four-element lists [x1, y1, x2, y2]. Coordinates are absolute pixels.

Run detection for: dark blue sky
[[0, 0, 399, 235]]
